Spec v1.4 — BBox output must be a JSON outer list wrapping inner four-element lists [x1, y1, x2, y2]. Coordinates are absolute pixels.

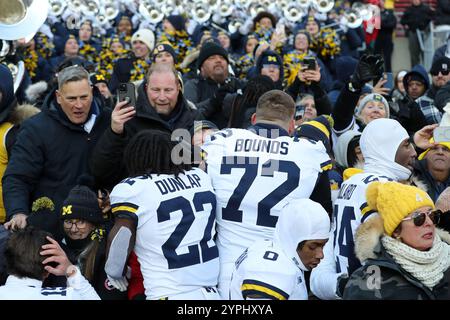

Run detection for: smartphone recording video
[[117, 83, 136, 108]]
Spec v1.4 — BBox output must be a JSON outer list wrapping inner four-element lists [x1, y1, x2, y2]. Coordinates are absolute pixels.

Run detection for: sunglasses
[[402, 209, 441, 227], [431, 70, 450, 76]]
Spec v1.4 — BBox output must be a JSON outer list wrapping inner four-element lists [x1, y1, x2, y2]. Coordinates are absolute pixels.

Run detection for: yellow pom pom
[[31, 197, 55, 213]]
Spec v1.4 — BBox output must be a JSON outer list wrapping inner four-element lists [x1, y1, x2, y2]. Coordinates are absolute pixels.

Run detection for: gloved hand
[[107, 267, 131, 292], [107, 275, 128, 292], [350, 54, 384, 90], [210, 80, 238, 111]]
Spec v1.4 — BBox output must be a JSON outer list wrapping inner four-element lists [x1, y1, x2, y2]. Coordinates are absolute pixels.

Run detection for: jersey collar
[[248, 123, 290, 138]]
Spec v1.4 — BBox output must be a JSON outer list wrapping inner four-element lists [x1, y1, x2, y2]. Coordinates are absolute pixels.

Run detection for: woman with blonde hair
[[344, 181, 450, 299]]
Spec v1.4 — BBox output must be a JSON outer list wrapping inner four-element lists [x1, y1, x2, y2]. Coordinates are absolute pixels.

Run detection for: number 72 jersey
[[203, 128, 331, 264]]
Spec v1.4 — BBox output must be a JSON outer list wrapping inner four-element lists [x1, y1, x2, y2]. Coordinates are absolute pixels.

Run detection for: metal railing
[[417, 22, 450, 70]]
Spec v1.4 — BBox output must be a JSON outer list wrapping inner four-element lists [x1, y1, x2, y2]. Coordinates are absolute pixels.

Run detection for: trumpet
[[49, 0, 67, 17]]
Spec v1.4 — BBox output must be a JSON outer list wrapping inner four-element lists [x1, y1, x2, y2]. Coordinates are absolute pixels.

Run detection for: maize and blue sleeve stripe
[[241, 279, 289, 300], [111, 202, 139, 218], [320, 160, 332, 171], [360, 202, 376, 223]]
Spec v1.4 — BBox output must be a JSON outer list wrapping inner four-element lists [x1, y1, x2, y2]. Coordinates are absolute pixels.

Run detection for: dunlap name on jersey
[[123, 173, 203, 195]]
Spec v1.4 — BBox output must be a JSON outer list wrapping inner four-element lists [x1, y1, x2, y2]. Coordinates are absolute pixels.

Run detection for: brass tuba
[[191, 3, 211, 24], [228, 18, 244, 34], [313, 0, 335, 13], [0, 0, 49, 40], [49, 0, 67, 17], [139, 0, 164, 24], [284, 4, 305, 23]]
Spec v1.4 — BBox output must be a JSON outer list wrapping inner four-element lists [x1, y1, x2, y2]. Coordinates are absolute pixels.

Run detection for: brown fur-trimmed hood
[[9, 103, 40, 125], [355, 215, 450, 263]]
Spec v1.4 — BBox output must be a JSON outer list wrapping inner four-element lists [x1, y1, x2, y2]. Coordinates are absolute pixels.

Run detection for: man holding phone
[[286, 56, 332, 125], [92, 64, 199, 190]]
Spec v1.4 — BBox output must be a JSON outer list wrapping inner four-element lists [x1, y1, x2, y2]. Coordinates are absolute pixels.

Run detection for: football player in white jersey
[[105, 129, 220, 300], [0, 227, 100, 300], [202, 90, 333, 298], [310, 118, 419, 300], [229, 199, 330, 300]]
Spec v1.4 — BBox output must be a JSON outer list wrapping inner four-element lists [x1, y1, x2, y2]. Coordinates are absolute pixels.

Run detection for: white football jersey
[[110, 168, 220, 300], [332, 172, 393, 275], [229, 240, 307, 300], [203, 128, 330, 295], [0, 270, 100, 300]]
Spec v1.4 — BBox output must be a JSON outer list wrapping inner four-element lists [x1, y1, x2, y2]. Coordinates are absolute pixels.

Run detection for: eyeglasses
[[402, 210, 441, 227], [431, 70, 450, 76], [63, 220, 88, 229]]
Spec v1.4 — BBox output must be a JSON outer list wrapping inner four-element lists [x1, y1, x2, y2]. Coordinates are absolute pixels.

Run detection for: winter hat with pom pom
[[365, 181, 435, 236]]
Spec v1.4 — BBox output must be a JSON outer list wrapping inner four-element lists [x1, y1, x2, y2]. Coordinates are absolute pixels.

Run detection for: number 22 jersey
[[110, 168, 219, 299]]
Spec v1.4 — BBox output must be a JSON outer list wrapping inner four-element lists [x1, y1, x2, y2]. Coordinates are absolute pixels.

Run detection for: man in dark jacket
[[400, 0, 434, 67], [416, 57, 450, 124], [3, 65, 111, 234], [435, 0, 450, 25], [374, 0, 397, 72], [414, 141, 450, 202], [393, 65, 429, 134], [184, 41, 243, 128], [91, 64, 199, 190]]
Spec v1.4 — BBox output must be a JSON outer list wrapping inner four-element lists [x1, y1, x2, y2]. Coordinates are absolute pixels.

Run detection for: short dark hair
[[5, 227, 53, 280], [255, 89, 295, 123], [124, 129, 192, 177]]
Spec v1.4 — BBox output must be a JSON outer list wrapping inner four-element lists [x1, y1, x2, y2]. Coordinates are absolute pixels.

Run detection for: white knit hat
[[355, 93, 390, 119], [131, 29, 155, 51]]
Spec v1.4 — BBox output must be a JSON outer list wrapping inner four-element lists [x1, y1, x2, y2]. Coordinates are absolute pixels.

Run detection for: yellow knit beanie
[[366, 182, 435, 236], [418, 138, 450, 160]]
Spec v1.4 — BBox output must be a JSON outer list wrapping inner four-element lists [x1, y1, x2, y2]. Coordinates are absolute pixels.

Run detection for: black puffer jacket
[[91, 82, 199, 190], [2, 88, 111, 221], [435, 0, 450, 25], [400, 3, 434, 32], [344, 217, 450, 300], [184, 75, 244, 128]]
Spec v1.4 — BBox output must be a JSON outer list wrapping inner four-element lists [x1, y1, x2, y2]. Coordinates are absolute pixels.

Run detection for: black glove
[[350, 54, 384, 90], [336, 274, 349, 298], [210, 81, 237, 111]]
